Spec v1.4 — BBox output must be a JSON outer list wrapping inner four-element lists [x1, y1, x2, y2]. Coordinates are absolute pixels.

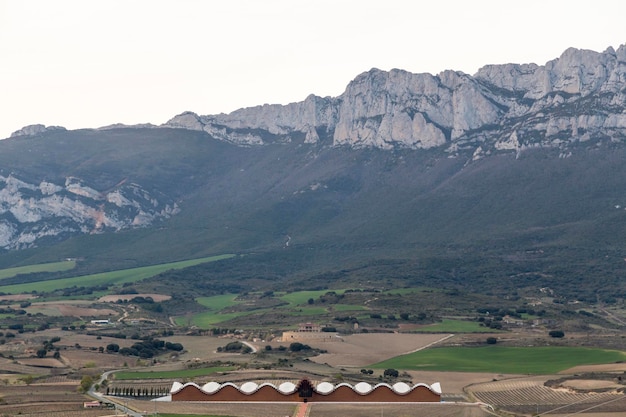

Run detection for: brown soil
[[0, 293, 36, 301], [561, 379, 623, 390], [18, 357, 66, 368], [26, 301, 118, 318], [118, 399, 492, 417], [563, 363, 626, 373], [307, 333, 452, 367]]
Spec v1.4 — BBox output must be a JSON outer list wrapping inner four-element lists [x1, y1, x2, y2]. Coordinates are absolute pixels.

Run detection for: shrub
[[289, 342, 311, 352], [549, 330, 565, 338]]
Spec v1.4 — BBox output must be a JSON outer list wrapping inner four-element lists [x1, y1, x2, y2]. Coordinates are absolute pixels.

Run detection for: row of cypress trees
[[106, 385, 170, 397]]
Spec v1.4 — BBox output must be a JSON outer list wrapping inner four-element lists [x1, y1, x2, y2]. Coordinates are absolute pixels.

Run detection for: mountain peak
[[11, 124, 66, 138]]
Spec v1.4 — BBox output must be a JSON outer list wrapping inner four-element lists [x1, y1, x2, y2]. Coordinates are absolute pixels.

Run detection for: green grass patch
[[383, 287, 438, 295], [330, 304, 368, 312], [176, 294, 247, 327], [412, 319, 498, 333], [196, 294, 239, 310], [371, 346, 626, 374], [114, 366, 235, 380], [176, 311, 246, 327], [0, 260, 76, 281], [286, 307, 328, 316], [0, 254, 235, 294], [179, 289, 368, 327], [280, 289, 346, 306]]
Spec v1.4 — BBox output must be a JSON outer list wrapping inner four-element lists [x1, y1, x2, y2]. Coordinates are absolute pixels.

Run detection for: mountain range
[[2, 44, 626, 301]]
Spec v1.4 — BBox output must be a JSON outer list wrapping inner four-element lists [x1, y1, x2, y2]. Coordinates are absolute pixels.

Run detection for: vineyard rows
[[0, 359, 51, 375], [472, 384, 619, 406]]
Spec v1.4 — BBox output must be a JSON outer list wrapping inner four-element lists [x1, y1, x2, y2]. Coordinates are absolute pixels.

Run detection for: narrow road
[[88, 370, 144, 417], [242, 341, 258, 353], [403, 333, 455, 355]]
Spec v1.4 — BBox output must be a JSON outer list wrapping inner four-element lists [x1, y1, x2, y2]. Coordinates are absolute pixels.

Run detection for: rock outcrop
[[164, 44, 626, 154], [11, 124, 66, 138], [0, 174, 179, 250]]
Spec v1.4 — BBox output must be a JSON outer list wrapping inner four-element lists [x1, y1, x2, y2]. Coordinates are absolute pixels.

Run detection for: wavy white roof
[[170, 380, 442, 397]]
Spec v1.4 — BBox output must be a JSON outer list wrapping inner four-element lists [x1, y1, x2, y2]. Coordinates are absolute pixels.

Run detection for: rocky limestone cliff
[[11, 124, 66, 138], [164, 44, 626, 154], [0, 174, 179, 250]]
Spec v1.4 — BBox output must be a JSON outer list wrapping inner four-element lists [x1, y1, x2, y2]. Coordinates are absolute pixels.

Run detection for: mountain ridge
[[1, 45, 626, 303], [11, 44, 626, 154], [157, 44, 626, 154]]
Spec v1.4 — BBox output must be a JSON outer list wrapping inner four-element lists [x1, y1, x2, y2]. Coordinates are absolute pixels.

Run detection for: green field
[[0, 254, 235, 294], [114, 366, 235, 380], [279, 289, 347, 306], [412, 319, 499, 333], [176, 288, 367, 328], [0, 260, 76, 280], [196, 294, 240, 310], [371, 346, 626, 374], [175, 294, 246, 327]]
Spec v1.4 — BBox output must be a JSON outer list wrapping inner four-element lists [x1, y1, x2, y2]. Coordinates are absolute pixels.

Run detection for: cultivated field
[[124, 399, 297, 417], [307, 333, 453, 367], [0, 383, 110, 417], [98, 293, 172, 303], [308, 403, 492, 417], [26, 300, 118, 318], [120, 400, 493, 417], [468, 376, 626, 415]]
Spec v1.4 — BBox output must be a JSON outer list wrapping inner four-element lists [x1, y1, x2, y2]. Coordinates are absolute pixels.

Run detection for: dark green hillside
[[0, 128, 625, 302]]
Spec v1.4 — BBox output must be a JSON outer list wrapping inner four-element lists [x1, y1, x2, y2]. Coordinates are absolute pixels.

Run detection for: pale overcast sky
[[1, 0, 625, 139]]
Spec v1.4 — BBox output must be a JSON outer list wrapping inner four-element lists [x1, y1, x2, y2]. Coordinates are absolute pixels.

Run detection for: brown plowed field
[[309, 402, 491, 417], [26, 301, 117, 318], [0, 383, 113, 417], [307, 333, 452, 367], [121, 399, 492, 417], [468, 377, 626, 415]]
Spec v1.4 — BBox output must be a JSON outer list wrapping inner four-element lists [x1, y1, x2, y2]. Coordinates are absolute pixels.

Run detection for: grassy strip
[[0, 260, 76, 280], [114, 366, 236, 380], [176, 311, 245, 328], [196, 294, 240, 310], [179, 292, 367, 328], [412, 319, 499, 333], [279, 289, 347, 306], [0, 254, 235, 294], [371, 346, 626, 374], [176, 294, 245, 327]]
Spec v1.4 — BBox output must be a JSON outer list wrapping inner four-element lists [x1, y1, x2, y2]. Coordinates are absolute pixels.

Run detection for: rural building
[[281, 322, 338, 343], [170, 378, 442, 403], [83, 401, 101, 408]]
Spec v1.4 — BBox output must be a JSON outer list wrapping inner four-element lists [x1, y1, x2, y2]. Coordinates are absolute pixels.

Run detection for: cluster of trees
[[105, 338, 183, 358], [0, 308, 26, 315], [288, 342, 311, 352], [217, 341, 252, 353]]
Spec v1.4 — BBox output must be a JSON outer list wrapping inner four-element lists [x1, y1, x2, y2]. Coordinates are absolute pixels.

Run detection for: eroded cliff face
[[164, 45, 626, 153], [0, 175, 179, 250]]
